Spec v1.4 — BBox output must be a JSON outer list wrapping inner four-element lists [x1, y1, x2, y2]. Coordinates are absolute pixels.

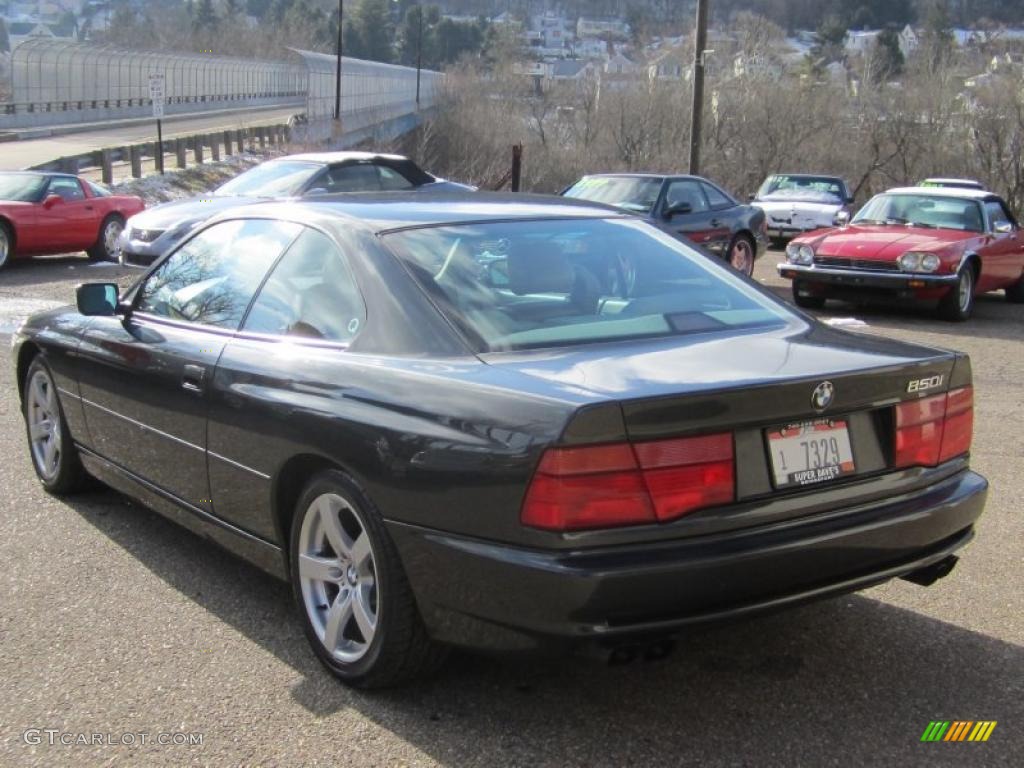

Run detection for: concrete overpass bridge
[[0, 39, 442, 171]]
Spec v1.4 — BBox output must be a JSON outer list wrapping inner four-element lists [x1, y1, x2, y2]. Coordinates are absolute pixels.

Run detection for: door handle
[[182, 364, 206, 393], [710, 219, 722, 227]]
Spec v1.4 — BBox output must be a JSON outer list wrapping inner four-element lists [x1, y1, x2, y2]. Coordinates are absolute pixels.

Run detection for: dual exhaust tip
[[605, 638, 675, 666]]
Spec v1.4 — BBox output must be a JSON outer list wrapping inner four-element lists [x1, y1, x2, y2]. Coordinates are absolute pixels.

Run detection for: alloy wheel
[[103, 219, 124, 256], [0, 227, 9, 268], [297, 492, 379, 663], [958, 268, 974, 313], [27, 369, 62, 480], [730, 238, 754, 276]]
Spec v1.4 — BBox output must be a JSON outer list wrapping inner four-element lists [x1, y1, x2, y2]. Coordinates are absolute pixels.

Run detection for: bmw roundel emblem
[[812, 381, 835, 411]]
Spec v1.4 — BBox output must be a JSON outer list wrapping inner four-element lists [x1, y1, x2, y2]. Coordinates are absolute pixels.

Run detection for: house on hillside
[[604, 52, 636, 75], [577, 17, 629, 41], [898, 24, 919, 58], [570, 37, 608, 59], [7, 21, 56, 47], [733, 52, 783, 79], [846, 29, 881, 55], [647, 50, 687, 81]]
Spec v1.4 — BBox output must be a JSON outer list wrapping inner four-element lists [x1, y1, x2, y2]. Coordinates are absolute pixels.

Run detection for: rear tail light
[[521, 433, 734, 531], [894, 386, 973, 469]]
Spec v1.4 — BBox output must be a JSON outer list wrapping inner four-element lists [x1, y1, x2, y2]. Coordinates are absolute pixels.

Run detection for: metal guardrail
[[31, 123, 292, 181]]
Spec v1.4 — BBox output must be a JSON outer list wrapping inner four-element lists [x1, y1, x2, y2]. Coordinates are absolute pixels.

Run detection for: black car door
[[76, 218, 302, 512], [699, 180, 740, 254], [659, 178, 718, 249], [205, 226, 368, 540]]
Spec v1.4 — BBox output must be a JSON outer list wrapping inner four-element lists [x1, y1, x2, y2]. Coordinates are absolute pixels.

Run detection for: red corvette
[[778, 187, 1024, 320], [0, 171, 145, 270]]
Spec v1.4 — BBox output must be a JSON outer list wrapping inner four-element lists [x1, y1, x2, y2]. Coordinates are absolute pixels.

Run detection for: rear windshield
[[563, 177, 664, 214], [215, 161, 321, 197], [757, 175, 845, 202], [384, 218, 791, 352]]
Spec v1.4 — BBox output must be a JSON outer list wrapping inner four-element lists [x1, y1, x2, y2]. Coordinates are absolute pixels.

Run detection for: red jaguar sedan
[[0, 171, 145, 270], [778, 187, 1024, 320]]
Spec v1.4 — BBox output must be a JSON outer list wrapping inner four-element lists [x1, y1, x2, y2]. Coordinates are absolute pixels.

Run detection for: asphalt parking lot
[[0, 251, 1020, 767]]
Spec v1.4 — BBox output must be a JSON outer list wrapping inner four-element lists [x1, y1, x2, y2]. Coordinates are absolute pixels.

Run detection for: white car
[[751, 174, 854, 241]]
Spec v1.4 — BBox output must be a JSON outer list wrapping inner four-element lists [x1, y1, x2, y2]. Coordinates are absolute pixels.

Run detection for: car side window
[[242, 228, 366, 343], [324, 164, 382, 193], [136, 219, 302, 329], [378, 166, 415, 191], [47, 177, 85, 201], [701, 182, 733, 209], [86, 181, 112, 197], [985, 201, 1014, 231], [664, 180, 709, 214]]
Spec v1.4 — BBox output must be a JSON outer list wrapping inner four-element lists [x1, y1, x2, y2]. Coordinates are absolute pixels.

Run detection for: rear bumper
[[387, 469, 987, 653], [778, 263, 958, 296]]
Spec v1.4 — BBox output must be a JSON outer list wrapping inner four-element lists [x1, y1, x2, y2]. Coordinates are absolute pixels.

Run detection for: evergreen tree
[[871, 28, 905, 82], [918, 0, 954, 73], [194, 0, 219, 32], [0, 19, 10, 54], [348, 0, 395, 64]]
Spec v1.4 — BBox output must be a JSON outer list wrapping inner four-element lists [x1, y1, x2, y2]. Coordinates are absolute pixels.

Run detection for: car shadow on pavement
[[763, 284, 1024, 344], [66, 485, 1023, 766]]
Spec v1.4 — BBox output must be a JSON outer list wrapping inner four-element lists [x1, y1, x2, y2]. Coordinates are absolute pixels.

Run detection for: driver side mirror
[[834, 210, 851, 228], [42, 194, 63, 209], [76, 283, 120, 316], [663, 201, 693, 219], [994, 221, 1014, 234]]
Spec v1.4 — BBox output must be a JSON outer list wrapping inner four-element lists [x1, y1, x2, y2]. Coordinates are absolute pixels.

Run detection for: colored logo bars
[[921, 721, 997, 742]]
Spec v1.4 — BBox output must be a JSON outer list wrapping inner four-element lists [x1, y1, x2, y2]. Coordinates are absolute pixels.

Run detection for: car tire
[[726, 234, 756, 276], [87, 215, 124, 262], [937, 264, 976, 321], [1006, 274, 1024, 304], [0, 219, 13, 270], [792, 281, 826, 310], [23, 356, 88, 495], [289, 469, 447, 688]]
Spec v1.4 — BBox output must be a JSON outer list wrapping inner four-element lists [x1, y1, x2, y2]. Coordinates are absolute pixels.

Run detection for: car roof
[[211, 192, 628, 233], [883, 186, 998, 201], [0, 170, 75, 179], [920, 177, 983, 185], [579, 173, 704, 181], [768, 173, 845, 180], [269, 151, 411, 165]]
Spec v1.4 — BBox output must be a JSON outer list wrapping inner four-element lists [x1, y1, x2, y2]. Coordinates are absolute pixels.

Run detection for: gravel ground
[[0, 251, 1020, 767]]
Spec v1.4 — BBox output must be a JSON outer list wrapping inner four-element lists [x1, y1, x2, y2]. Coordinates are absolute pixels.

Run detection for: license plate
[[766, 419, 855, 488]]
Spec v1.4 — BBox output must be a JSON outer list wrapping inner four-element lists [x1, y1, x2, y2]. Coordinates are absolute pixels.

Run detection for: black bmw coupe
[[14, 193, 987, 688]]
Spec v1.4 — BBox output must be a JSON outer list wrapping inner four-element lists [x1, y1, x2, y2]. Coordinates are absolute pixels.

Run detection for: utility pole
[[688, 0, 709, 175], [415, 1, 423, 107], [334, 0, 344, 121]]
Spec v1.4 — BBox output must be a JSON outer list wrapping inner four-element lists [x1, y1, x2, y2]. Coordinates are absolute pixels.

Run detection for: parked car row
[[7, 156, 1016, 324]]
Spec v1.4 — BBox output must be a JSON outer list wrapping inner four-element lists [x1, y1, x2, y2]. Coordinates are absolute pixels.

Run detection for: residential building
[[577, 17, 629, 41], [647, 50, 686, 80]]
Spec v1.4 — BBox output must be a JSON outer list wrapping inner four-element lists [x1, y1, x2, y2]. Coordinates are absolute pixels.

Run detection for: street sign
[[149, 73, 165, 118]]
